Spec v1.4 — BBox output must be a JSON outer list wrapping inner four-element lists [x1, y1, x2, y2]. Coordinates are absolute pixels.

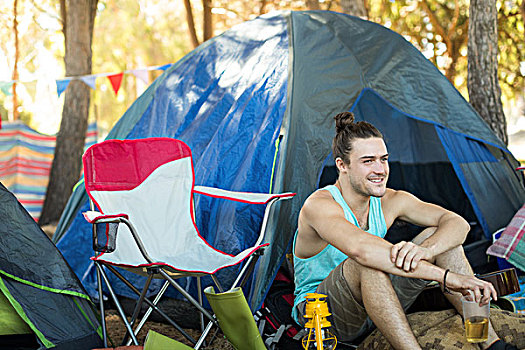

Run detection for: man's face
[[343, 137, 389, 198]]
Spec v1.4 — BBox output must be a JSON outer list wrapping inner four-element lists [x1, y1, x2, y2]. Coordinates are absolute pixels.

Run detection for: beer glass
[[461, 295, 490, 343]]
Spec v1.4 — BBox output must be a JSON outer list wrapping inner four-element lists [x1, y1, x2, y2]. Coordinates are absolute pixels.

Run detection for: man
[[292, 112, 516, 349]]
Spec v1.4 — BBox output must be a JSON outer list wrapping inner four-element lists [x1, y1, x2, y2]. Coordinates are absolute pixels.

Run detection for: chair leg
[[121, 272, 154, 346], [95, 263, 140, 346], [195, 319, 215, 350], [125, 280, 172, 346], [105, 266, 197, 346], [96, 262, 108, 348], [159, 270, 216, 323], [197, 276, 204, 333]]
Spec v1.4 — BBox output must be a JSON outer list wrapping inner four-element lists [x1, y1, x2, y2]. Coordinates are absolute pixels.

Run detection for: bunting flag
[[0, 81, 14, 96], [107, 72, 124, 95], [23, 81, 37, 103], [130, 69, 149, 84], [157, 63, 172, 71], [80, 75, 97, 90], [0, 63, 172, 100], [56, 78, 71, 97]]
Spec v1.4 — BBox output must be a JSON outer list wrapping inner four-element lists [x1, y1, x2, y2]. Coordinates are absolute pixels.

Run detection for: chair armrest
[[193, 186, 295, 204], [83, 210, 129, 224], [84, 210, 154, 263]]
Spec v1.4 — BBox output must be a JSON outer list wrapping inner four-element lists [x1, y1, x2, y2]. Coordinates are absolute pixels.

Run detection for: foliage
[[367, 0, 523, 103], [497, 0, 524, 102], [90, 0, 192, 134], [0, 0, 523, 134]]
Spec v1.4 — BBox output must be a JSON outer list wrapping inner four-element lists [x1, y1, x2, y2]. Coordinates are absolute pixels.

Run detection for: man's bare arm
[[301, 196, 496, 304], [385, 190, 470, 270]]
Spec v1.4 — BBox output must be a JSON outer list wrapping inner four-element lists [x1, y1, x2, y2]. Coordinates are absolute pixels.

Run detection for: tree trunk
[[39, 0, 98, 225], [340, 0, 367, 18], [467, 0, 507, 145], [306, 0, 320, 10], [259, 0, 267, 14], [11, 0, 19, 121], [183, 0, 200, 49], [203, 0, 213, 42]]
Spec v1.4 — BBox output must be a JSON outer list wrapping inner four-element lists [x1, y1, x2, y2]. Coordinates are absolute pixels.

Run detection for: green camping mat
[[0, 290, 31, 335], [143, 330, 192, 350]]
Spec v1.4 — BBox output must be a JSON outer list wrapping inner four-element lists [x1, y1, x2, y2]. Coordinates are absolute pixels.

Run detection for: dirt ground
[[104, 309, 235, 349]]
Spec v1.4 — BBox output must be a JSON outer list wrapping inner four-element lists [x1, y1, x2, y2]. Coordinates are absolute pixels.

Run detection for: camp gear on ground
[[476, 268, 520, 297], [204, 286, 266, 350], [255, 268, 303, 349], [82, 138, 294, 348], [143, 330, 192, 350], [301, 293, 337, 350], [487, 205, 525, 273]]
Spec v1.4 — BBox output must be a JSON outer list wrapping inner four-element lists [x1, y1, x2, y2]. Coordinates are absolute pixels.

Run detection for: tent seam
[[435, 125, 491, 238], [0, 270, 91, 301], [350, 88, 511, 155], [72, 297, 103, 340]]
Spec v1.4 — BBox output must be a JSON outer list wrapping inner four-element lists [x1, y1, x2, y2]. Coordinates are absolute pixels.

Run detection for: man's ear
[[335, 157, 347, 172]]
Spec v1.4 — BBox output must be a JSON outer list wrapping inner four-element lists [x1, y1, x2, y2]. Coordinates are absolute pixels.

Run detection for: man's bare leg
[[343, 258, 422, 350], [413, 229, 499, 349]]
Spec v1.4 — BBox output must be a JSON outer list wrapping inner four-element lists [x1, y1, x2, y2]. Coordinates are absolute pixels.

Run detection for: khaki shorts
[[294, 259, 431, 343]]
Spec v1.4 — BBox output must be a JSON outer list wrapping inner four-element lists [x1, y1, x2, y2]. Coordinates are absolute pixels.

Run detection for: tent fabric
[[0, 121, 97, 221], [55, 10, 525, 313], [0, 182, 102, 349], [0, 291, 32, 335]]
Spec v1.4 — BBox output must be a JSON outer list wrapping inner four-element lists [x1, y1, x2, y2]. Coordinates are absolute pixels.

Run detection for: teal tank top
[[292, 185, 387, 323]]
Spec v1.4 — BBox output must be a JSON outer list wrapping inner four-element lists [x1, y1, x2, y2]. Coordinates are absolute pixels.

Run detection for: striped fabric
[[0, 121, 97, 221], [487, 204, 525, 272]]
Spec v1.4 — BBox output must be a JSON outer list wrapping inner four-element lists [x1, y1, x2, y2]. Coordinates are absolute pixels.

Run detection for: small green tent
[[0, 182, 102, 349]]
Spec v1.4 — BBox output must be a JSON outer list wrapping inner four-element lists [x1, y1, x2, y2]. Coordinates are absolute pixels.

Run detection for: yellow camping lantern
[[301, 293, 337, 350]]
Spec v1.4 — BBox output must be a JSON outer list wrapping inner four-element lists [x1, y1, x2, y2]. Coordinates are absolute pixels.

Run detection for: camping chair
[[82, 137, 295, 348]]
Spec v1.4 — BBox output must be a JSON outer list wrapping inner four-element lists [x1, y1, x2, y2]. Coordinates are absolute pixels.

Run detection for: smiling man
[[291, 112, 515, 350]]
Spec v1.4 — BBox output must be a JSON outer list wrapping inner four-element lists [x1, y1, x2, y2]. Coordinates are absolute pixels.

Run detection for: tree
[[305, 0, 320, 10], [183, 0, 200, 49], [340, 0, 368, 17], [468, 0, 507, 144], [183, 0, 213, 49], [39, 0, 98, 225], [12, 0, 20, 121]]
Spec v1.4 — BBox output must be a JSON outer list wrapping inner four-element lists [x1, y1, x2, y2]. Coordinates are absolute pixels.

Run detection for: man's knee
[[435, 243, 468, 264], [341, 258, 392, 304], [411, 226, 437, 245]]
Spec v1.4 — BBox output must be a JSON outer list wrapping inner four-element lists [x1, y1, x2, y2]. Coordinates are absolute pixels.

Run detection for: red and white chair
[[82, 137, 295, 348]]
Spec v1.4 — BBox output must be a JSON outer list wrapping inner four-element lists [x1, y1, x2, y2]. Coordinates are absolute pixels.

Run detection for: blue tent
[[54, 11, 524, 313]]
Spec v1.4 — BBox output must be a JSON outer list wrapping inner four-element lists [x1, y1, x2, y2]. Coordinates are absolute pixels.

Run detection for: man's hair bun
[[332, 111, 383, 164], [334, 112, 355, 133]]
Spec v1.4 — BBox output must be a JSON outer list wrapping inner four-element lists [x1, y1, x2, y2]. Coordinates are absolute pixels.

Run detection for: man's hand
[[445, 272, 497, 305], [391, 241, 434, 272]]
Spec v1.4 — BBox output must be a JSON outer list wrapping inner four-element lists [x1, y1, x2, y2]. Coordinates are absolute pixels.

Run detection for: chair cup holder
[[93, 222, 119, 253]]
